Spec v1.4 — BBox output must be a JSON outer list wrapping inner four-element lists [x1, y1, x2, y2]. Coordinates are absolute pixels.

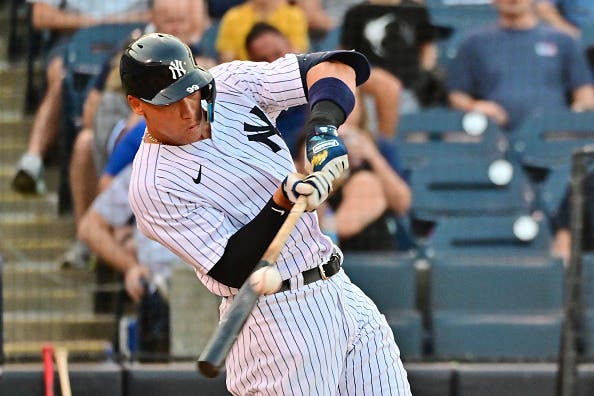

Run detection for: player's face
[[130, 91, 210, 145]]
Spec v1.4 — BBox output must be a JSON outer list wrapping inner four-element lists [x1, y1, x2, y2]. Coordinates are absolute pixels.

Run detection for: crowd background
[[2, 0, 594, 390]]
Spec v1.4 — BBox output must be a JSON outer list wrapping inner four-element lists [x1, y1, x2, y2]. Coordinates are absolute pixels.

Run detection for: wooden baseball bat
[[42, 344, 54, 396], [197, 195, 307, 378], [55, 347, 72, 396]]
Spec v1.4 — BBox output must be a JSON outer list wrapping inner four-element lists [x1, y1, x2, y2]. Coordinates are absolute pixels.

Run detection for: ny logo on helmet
[[169, 60, 186, 80]]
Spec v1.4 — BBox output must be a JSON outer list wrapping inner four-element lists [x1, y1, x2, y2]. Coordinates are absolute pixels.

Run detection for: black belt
[[277, 253, 341, 293]]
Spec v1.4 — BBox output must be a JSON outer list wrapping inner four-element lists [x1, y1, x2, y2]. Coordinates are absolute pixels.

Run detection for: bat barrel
[[196, 263, 265, 377]]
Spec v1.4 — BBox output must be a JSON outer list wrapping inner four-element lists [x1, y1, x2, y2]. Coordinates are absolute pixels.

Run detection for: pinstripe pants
[[223, 270, 412, 395]]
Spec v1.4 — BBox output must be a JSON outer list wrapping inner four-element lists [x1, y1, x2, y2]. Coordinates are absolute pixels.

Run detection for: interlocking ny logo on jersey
[[244, 106, 282, 152], [169, 60, 186, 80]]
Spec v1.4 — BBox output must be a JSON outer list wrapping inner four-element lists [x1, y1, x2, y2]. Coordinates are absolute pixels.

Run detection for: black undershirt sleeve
[[207, 197, 289, 288]]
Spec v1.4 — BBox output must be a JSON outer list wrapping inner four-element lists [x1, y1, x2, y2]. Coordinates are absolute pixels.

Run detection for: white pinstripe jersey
[[129, 54, 335, 297]]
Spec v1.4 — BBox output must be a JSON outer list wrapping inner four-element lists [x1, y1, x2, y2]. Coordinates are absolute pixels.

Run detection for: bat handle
[[42, 344, 54, 396]]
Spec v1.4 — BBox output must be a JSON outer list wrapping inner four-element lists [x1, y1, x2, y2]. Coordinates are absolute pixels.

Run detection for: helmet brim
[[143, 68, 213, 106]]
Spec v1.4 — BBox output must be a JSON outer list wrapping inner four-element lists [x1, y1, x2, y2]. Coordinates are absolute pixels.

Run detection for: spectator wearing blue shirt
[[448, 0, 594, 131]]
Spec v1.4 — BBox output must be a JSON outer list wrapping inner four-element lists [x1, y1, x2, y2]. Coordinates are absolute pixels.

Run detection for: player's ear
[[127, 95, 144, 116]]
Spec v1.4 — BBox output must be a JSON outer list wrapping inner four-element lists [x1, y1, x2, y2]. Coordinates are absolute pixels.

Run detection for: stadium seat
[[409, 158, 534, 222], [510, 110, 594, 171], [59, 22, 143, 212], [535, 163, 570, 220], [429, 254, 564, 360], [427, 213, 553, 256], [342, 252, 424, 358], [426, 3, 498, 66], [395, 107, 508, 172]]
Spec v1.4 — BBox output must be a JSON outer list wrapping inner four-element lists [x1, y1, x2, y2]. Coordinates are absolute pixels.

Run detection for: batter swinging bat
[[197, 195, 308, 378]]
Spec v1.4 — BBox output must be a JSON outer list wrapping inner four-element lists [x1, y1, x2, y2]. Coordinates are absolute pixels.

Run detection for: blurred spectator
[[341, 0, 451, 112], [79, 165, 181, 361], [295, 126, 412, 251], [208, 0, 246, 20], [216, 0, 309, 62], [551, 171, 594, 263], [293, 0, 361, 51], [12, 0, 150, 195], [536, 0, 594, 38], [448, 0, 594, 131], [63, 0, 216, 268]]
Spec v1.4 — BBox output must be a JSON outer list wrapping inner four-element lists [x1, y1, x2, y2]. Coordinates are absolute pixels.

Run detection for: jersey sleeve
[[210, 54, 307, 119]]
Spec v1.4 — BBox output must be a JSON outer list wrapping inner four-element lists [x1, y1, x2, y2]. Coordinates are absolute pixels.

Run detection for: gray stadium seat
[[510, 110, 594, 171], [427, 213, 552, 256], [410, 159, 534, 222], [395, 107, 508, 172], [342, 252, 424, 359], [429, 254, 564, 360]]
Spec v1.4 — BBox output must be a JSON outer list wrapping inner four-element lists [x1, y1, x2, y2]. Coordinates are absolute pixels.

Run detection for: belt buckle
[[318, 263, 329, 280]]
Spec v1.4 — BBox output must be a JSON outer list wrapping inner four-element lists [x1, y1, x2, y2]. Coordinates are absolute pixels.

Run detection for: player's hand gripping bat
[[197, 195, 308, 378]]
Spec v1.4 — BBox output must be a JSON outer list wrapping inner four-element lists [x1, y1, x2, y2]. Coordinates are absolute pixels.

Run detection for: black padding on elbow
[[296, 50, 371, 96], [207, 197, 289, 288]]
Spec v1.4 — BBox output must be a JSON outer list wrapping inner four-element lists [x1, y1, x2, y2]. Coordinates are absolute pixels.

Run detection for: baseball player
[[123, 33, 411, 395]]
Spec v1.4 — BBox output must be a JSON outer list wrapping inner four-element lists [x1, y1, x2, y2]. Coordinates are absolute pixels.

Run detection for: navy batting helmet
[[120, 33, 216, 121]]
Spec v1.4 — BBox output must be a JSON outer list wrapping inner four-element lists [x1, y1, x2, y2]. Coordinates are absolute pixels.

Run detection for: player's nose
[[179, 95, 199, 119]]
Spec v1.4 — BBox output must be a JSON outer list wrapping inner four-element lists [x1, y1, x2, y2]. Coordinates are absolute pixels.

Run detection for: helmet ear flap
[[200, 81, 216, 122]]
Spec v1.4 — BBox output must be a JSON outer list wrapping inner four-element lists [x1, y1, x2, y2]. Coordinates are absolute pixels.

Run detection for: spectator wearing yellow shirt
[[216, 0, 309, 61]]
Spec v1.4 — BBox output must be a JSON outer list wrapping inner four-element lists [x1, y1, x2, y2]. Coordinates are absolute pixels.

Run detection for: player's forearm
[[31, 3, 96, 31], [78, 210, 139, 274]]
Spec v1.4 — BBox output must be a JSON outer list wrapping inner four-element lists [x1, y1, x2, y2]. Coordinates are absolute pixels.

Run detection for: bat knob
[[197, 360, 220, 378]]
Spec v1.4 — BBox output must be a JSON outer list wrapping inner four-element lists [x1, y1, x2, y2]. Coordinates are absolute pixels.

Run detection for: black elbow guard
[[296, 50, 371, 95], [207, 197, 289, 288]]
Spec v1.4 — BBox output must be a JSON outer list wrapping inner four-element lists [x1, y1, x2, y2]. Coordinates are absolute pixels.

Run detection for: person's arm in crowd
[[31, 2, 97, 31], [553, 229, 571, 262], [78, 209, 149, 302], [294, 0, 336, 33], [536, 0, 580, 38], [31, 2, 148, 32], [359, 67, 401, 138], [571, 85, 594, 112], [342, 128, 411, 216], [448, 91, 509, 126], [334, 170, 389, 239]]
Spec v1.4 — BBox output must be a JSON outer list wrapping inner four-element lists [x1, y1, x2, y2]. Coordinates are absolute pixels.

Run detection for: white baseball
[[250, 265, 282, 295]]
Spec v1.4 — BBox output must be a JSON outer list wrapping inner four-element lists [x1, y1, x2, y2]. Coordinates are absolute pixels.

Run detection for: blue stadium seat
[[535, 164, 570, 220], [426, 3, 498, 67], [510, 110, 594, 171], [410, 158, 534, 222], [342, 252, 423, 358], [429, 254, 564, 360], [427, 214, 553, 256], [395, 107, 508, 172]]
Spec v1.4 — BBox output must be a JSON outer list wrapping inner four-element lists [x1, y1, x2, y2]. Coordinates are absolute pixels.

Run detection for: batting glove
[[282, 171, 333, 211], [306, 125, 349, 180]]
